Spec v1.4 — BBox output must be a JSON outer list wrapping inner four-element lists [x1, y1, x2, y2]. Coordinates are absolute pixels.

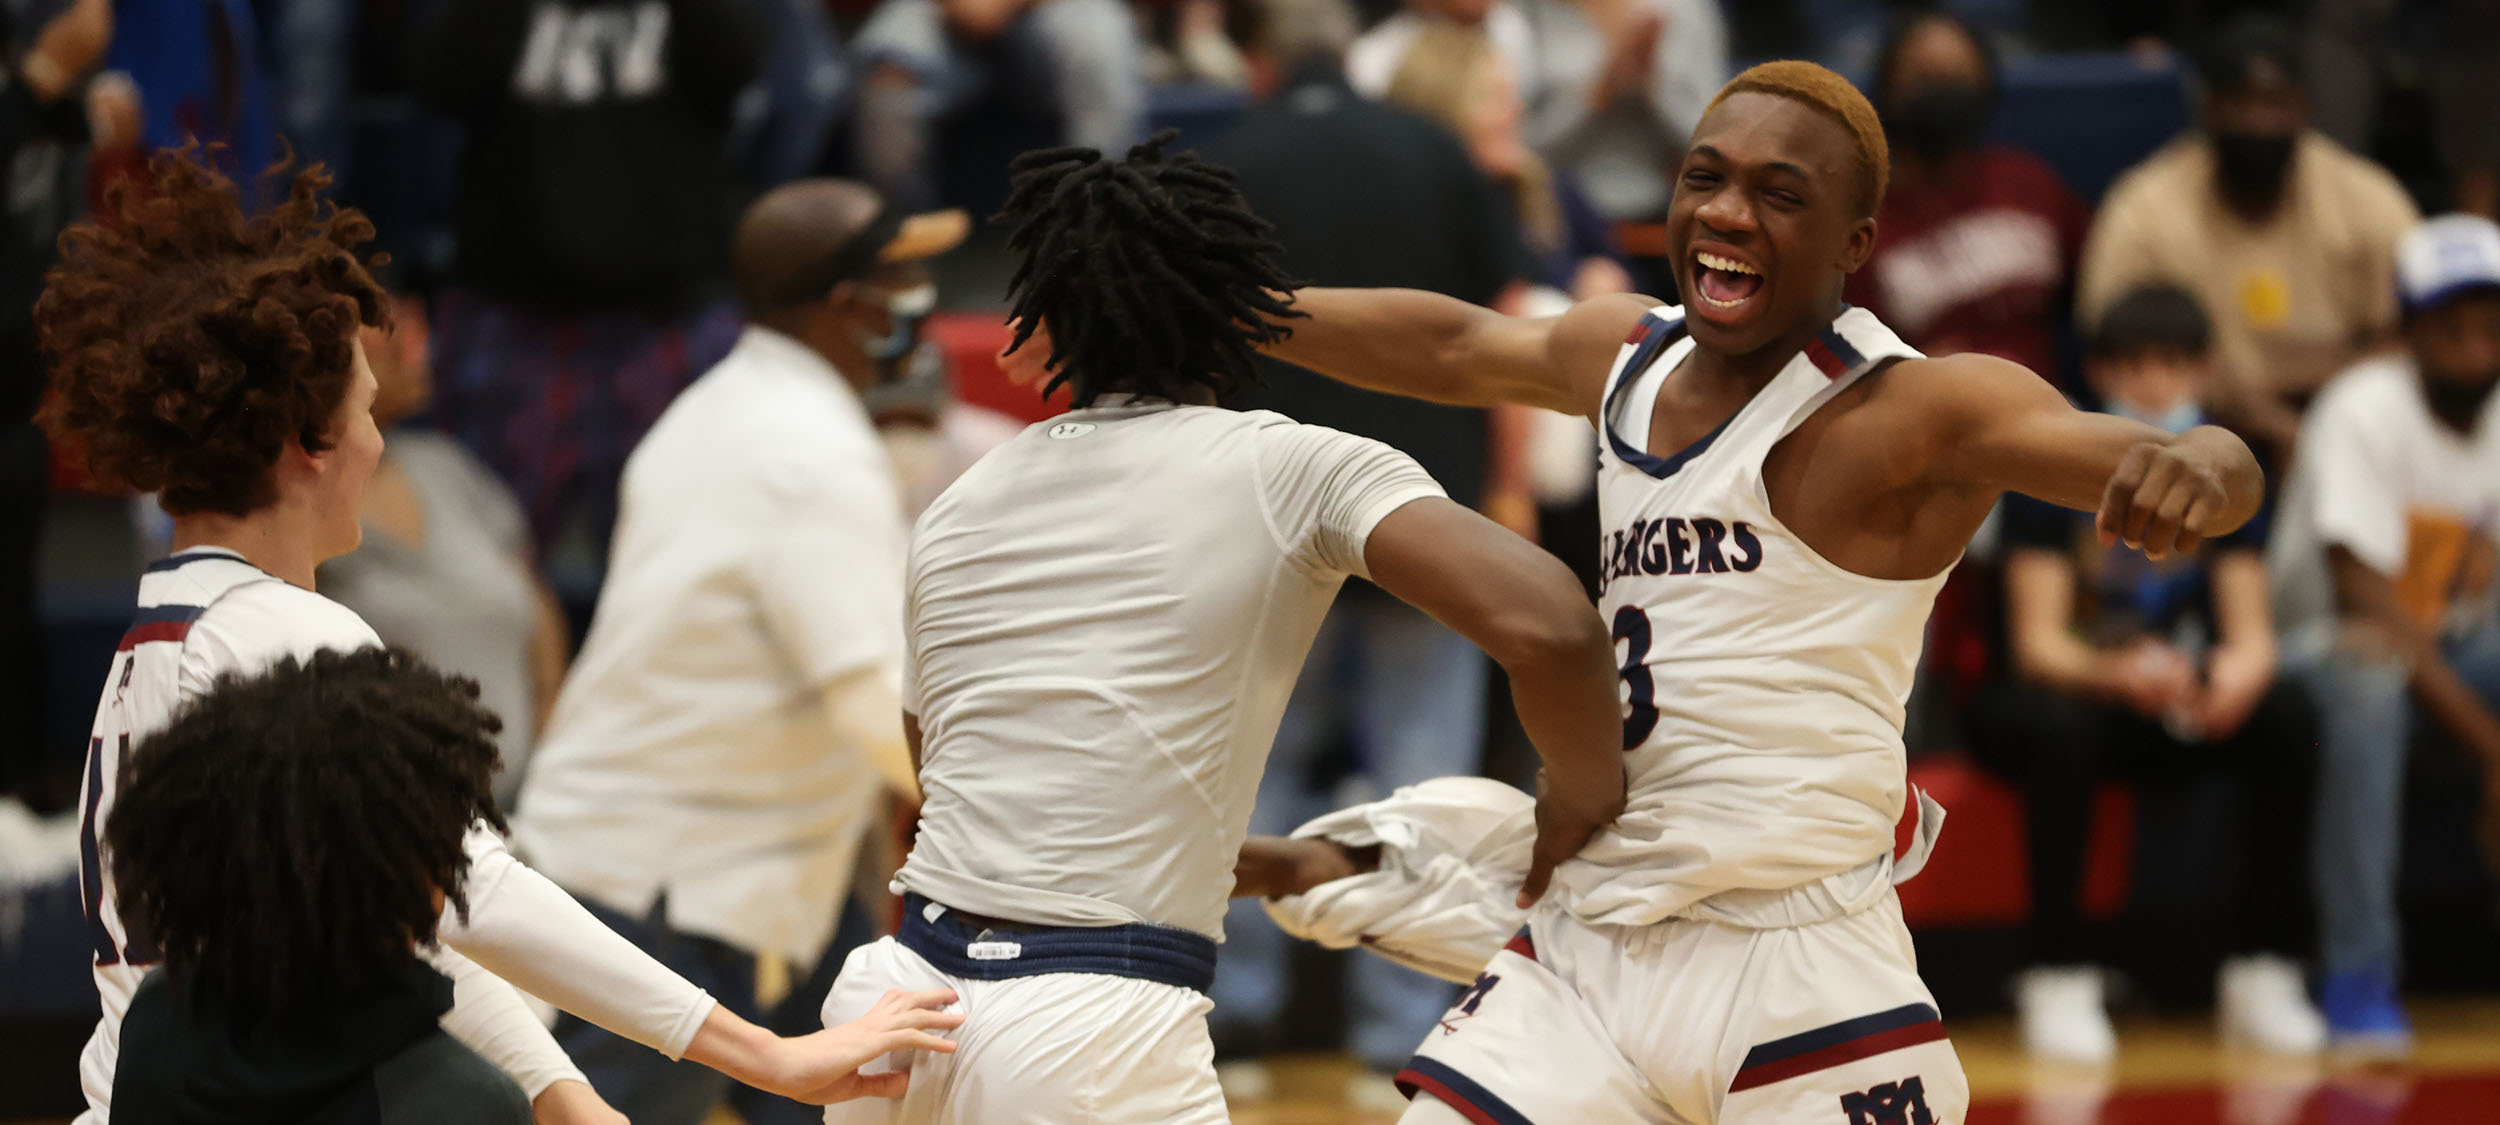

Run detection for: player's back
[[896, 399, 1441, 940], [77, 549, 380, 1124]]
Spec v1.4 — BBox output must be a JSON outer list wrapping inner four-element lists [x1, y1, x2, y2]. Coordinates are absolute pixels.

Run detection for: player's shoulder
[[197, 579, 381, 656], [1855, 350, 2064, 424]]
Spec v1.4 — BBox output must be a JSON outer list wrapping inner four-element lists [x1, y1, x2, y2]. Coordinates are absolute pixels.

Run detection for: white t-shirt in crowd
[[2270, 355, 2500, 633], [517, 326, 907, 965], [895, 402, 1445, 940]]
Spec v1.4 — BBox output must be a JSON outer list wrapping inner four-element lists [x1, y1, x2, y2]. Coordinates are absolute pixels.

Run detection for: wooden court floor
[[683, 996, 2500, 1124], [1221, 998, 2500, 1124]]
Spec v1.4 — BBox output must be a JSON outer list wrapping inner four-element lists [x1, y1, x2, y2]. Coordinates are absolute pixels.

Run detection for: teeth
[[1698, 291, 1748, 309], [1697, 252, 1758, 276]]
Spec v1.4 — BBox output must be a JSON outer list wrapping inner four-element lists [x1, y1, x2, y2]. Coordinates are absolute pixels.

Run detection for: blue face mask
[[865, 283, 939, 363], [2109, 397, 2204, 434]]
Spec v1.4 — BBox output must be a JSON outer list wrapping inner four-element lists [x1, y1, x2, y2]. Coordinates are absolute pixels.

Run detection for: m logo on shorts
[[1438, 972, 1500, 1035], [1839, 1077, 1933, 1125]]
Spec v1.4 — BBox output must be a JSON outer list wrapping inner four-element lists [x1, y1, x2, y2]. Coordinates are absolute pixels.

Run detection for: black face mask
[[1893, 81, 1991, 163], [2211, 130, 2297, 207], [2422, 370, 2500, 430]]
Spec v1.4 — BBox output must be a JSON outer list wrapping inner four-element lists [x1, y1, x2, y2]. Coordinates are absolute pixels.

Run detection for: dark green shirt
[[112, 960, 530, 1125]]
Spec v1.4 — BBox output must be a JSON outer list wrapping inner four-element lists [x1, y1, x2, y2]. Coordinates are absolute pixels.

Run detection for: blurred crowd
[[4, 0, 2500, 1119]]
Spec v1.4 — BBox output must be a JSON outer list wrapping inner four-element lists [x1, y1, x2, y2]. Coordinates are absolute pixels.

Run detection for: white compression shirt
[[895, 402, 1445, 939]]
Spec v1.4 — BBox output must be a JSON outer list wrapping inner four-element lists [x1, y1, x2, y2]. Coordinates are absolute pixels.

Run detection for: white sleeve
[[424, 941, 585, 1100], [748, 468, 909, 688], [1252, 423, 1447, 580], [439, 822, 718, 1058], [2301, 393, 2409, 576]]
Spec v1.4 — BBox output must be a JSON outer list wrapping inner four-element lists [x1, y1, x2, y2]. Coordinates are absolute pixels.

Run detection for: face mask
[[1893, 81, 1990, 163], [864, 283, 939, 365], [2211, 130, 2297, 206], [2421, 370, 2500, 429], [2110, 397, 2204, 435]]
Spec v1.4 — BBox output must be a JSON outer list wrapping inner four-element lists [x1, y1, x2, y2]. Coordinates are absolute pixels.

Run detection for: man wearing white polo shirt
[[513, 180, 968, 1125]]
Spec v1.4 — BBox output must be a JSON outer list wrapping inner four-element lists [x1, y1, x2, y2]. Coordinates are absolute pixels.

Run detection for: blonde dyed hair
[[1703, 60, 1891, 215]]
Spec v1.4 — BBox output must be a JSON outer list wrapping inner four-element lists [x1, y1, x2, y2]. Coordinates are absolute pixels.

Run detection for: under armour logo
[[1840, 1077, 1934, 1125], [1048, 422, 1096, 440]]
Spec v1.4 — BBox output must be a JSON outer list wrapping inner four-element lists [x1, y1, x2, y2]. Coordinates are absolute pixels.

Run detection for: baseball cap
[[2398, 213, 2500, 315], [764, 202, 970, 307]]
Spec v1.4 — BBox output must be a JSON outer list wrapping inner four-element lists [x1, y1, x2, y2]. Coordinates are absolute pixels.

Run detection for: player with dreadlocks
[[813, 132, 1625, 1124], [1041, 60, 2270, 1125]]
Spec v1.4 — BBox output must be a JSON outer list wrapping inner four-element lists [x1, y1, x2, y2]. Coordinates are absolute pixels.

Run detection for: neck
[[169, 508, 323, 589], [1684, 294, 1847, 391]]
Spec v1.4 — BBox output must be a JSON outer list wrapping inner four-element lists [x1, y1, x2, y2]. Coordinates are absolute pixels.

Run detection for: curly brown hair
[[36, 147, 388, 516]]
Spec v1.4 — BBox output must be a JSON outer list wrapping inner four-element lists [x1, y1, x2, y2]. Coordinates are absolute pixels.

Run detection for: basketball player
[[1215, 60, 2269, 1124], [40, 150, 959, 1124], [813, 134, 1627, 1124]]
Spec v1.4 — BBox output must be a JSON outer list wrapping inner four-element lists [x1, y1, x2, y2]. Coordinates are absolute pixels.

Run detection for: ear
[[1836, 215, 1878, 274]]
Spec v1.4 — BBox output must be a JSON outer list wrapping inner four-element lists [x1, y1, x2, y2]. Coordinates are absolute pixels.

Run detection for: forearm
[[1232, 836, 1379, 899], [682, 1006, 786, 1090], [1502, 626, 1628, 825], [527, 579, 570, 735], [2413, 653, 2500, 773], [425, 943, 587, 1099], [441, 824, 717, 1058], [821, 667, 917, 800], [1266, 288, 1569, 412]]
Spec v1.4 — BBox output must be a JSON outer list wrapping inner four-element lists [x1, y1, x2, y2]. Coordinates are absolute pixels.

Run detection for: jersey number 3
[[1612, 607, 1658, 750]]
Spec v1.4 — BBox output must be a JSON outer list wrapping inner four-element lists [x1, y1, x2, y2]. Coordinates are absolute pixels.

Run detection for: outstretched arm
[[1919, 353, 2265, 559], [1261, 289, 1654, 419]]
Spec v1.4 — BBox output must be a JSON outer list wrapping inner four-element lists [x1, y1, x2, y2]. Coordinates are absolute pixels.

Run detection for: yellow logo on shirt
[[2238, 271, 2291, 329]]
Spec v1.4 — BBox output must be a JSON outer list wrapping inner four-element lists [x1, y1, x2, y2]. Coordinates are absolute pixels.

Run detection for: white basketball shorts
[[819, 936, 1227, 1125], [1398, 889, 1969, 1125]]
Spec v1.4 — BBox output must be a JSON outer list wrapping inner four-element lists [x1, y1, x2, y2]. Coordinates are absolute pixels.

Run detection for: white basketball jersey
[[75, 548, 380, 1123], [1548, 305, 1945, 928]]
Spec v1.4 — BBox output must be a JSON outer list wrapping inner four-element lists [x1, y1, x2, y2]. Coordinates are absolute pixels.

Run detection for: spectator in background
[[2077, 14, 2417, 459], [319, 285, 573, 810], [2306, 0, 2500, 219], [104, 650, 534, 1125], [1847, 10, 2088, 384], [412, 0, 763, 560], [851, 0, 1144, 209], [513, 179, 960, 1125], [1196, 0, 1534, 1108], [2270, 214, 2500, 1056], [1972, 284, 2322, 1064], [1349, 0, 1725, 224], [0, 0, 116, 806], [1384, 23, 1632, 299], [1348, 0, 1538, 115], [1512, 0, 1725, 223]]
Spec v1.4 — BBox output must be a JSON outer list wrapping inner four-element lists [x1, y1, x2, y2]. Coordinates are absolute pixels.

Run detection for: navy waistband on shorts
[[897, 894, 1218, 994]]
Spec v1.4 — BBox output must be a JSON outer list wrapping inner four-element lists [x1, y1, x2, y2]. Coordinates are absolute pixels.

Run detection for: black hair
[[995, 130, 1304, 409], [2197, 12, 2304, 96], [1869, 7, 2000, 111], [105, 647, 506, 1022], [2092, 283, 2213, 359]]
